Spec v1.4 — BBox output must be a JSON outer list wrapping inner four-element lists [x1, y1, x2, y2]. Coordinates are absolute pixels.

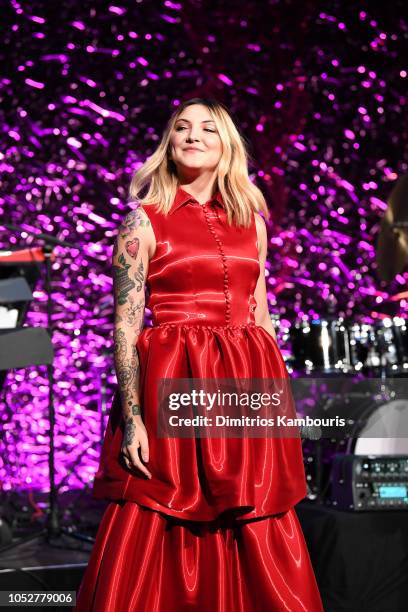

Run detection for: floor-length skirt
[[75, 500, 323, 612]]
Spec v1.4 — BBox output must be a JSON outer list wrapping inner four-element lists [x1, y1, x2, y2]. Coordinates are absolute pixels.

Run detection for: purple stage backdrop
[[0, 1, 406, 492]]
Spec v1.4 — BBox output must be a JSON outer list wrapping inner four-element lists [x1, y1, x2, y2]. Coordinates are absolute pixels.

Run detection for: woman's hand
[[121, 415, 152, 479]]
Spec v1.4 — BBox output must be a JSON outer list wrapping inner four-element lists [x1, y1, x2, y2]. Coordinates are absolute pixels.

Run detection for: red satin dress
[[75, 187, 323, 612]]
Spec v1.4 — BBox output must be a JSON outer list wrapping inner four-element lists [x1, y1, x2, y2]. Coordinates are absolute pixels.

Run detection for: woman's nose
[[186, 130, 200, 142]]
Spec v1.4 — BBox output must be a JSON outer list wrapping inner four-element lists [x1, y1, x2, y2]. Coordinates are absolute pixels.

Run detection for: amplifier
[[329, 454, 408, 511]]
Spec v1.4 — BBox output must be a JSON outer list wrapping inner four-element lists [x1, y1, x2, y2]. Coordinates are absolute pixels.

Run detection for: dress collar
[[169, 186, 224, 215]]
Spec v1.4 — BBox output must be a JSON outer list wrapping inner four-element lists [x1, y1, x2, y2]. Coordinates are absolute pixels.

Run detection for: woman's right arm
[[112, 206, 155, 479]]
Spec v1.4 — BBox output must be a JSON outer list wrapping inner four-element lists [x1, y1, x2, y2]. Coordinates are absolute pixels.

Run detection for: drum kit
[[287, 316, 408, 376], [275, 175, 408, 507]]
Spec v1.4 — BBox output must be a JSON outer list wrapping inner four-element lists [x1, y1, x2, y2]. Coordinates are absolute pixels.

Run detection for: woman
[[75, 98, 323, 611]]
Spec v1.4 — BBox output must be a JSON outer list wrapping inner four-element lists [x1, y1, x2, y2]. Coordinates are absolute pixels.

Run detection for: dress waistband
[[155, 322, 258, 330]]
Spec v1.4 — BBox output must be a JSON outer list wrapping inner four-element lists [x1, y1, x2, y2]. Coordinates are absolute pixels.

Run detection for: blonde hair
[[128, 97, 270, 227]]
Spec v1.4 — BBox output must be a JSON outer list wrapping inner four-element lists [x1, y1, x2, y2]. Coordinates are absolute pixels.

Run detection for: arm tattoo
[[123, 416, 136, 446], [134, 261, 144, 291], [131, 403, 141, 416], [114, 338, 140, 404], [113, 206, 150, 427], [125, 237, 140, 259], [119, 208, 151, 238], [113, 253, 136, 306], [123, 295, 144, 327], [114, 328, 127, 362]]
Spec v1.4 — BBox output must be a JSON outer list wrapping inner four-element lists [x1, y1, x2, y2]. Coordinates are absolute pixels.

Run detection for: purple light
[[25, 78, 45, 89], [217, 74, 234, 86], [109, 6, 127, 15]]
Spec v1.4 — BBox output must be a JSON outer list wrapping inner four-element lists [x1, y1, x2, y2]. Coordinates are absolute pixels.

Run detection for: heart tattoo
[[126, 237, 140, 259]]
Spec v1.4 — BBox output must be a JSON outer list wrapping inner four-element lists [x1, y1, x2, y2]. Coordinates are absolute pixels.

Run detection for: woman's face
[[168, 104, 222, 176]]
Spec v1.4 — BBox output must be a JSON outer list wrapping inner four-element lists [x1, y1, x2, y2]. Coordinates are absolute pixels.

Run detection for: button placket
[[200, 202, 232, 324]]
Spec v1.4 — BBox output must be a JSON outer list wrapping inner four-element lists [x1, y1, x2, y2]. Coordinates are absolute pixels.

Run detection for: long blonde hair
[[128, 97, 270, 227]]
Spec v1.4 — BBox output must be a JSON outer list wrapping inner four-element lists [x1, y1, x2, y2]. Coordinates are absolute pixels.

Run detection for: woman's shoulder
[[116, 205, 157, 258], [129, 201, 165, 220], [118, 205, 152, 231], [252, 212, 268, 247], [253, 211, 268, 233]]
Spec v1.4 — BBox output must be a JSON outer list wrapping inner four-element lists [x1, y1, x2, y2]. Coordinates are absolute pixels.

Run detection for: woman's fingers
[[129, 447, 152, 479], [121, 419, 151, 479], [139, 437, 149, 463], [132, 453, 152, 478]]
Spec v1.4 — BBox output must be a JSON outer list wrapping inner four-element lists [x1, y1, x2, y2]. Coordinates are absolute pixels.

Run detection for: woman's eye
[[175, 126, 216, 133]]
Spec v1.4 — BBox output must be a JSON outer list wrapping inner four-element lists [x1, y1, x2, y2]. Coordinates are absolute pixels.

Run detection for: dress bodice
[[142, 187, 260, 327]]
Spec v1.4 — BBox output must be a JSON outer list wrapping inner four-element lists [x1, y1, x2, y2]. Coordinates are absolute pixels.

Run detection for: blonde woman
[[76, 98, 323, 611]]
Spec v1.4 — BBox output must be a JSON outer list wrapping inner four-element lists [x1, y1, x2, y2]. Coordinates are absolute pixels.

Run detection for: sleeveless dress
[[75, 187, 323, 612]]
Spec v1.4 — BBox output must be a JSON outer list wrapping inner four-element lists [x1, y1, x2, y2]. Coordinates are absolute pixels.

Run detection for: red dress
[[75, 187, 323, 612]]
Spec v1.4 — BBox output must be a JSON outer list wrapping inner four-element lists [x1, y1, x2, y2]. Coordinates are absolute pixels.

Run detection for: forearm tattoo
[[114, 331, 139, 391], [113, 207, 150, 427], [123, 416, 136, 446]]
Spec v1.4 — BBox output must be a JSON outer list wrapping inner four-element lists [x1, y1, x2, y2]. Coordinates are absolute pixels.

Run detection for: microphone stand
[[0, 223, 104, 551]]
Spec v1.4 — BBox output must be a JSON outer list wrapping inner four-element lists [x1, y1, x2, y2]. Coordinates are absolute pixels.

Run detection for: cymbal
[[376, 174, 408, 282]]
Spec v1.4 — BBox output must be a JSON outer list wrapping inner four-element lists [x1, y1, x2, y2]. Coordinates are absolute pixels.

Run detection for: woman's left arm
[[253, 213, 278, 343]]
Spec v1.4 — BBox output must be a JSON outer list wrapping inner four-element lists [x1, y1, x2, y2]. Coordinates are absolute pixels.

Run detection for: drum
[[301, 380, 408, 501], [348, 317, 408, 374], [289, 318, 352, 372], [290, 316, 408, 375], [353, 398, 408, 455], [347, 322, 378, 370]]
